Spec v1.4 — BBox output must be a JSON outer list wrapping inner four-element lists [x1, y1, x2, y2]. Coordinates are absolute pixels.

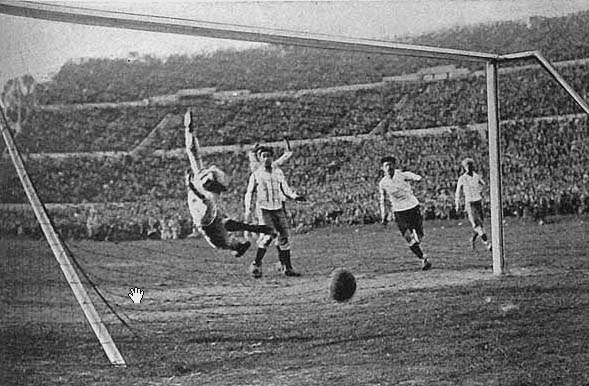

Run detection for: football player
[[455, 158, 492, 251], [379, 156, 432, 270], [244, 145, 306, 278], [184, 109, 276, 257]]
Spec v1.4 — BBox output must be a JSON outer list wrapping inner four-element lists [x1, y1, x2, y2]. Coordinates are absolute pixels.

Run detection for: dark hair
[[380, 156, 396, 165], [256, 146, 274, 156]]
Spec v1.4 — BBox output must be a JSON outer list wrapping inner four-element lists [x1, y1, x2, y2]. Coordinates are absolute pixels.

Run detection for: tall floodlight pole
[[485, 61, 505, 275]]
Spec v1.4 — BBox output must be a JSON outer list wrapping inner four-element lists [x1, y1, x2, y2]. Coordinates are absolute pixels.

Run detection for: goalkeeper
[[184, 109, 276, 257]]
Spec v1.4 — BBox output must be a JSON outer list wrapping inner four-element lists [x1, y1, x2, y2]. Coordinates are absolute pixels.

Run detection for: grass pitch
[[1, 216, 588, 386]]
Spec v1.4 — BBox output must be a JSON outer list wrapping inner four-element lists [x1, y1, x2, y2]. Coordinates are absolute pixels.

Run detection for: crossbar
[[0, 0, 498, 62]]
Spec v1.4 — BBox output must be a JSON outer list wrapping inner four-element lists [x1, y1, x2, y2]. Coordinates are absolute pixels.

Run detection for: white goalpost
[[0, 100, 126, 366], [1, 0, 589, 367]]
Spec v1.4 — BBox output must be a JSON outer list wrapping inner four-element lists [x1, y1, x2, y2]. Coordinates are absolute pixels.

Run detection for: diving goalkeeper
[[184, 109, 276, 257]]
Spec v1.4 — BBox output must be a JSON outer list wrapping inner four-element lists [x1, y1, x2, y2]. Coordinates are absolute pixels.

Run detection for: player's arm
[[274, 139, 293, 167], [248, 143, 261, 173], [454, 176, 463, 211], [279, 170, 305, 201], [184, 109, 203, 173], [244, 173, 257, 220], [400, 171, 422, 181], [379, 182, 388, 224]]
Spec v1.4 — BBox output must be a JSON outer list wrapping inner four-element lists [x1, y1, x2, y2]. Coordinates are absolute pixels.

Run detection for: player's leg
[[273, 208, 300, 277], [469, 201, 491, 251], [413, 211, 431, 270], [250, 209, 277, 278], [223, 218, 275, 235], [397, 207, 431, 270], [473, 201, 491, 250], [465, 201, 479, 249], [201, 215, 251, 257]]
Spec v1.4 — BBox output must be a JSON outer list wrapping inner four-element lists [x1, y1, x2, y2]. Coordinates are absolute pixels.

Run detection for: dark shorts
[[258, 207, 290, 250], [395, 205, 424, 239], [466, 200, 484, 227], [199, 213, 238, 250]]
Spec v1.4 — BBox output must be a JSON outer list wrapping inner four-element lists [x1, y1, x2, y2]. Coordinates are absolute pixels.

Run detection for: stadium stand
[[2, 11, 589, 239], [1, 118, 587, 239]]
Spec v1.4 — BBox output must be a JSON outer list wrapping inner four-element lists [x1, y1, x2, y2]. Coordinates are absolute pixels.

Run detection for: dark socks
[[409, 243, 424, 259], [254, 248, 266, 265], [278, 248, 293, 270]]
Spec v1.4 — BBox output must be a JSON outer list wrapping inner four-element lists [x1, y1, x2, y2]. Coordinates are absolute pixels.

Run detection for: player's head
[[257, 146, 274, 168], [380, 156, 396, 176], [197, 166, 228, 194], [461, 158, 475, 173]]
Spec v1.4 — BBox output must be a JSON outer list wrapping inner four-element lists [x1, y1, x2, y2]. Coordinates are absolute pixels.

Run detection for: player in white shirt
[[379, 156, 432, 271], [244, 146, 306, 278], [455, 158, 492, 251], [184, 109, 276, 257]]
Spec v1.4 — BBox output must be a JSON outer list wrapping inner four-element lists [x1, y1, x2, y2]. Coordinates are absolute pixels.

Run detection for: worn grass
[[1, 216, 588, 386]]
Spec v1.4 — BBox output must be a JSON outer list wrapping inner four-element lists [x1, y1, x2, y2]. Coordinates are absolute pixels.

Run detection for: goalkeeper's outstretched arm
[[184, 109, 203, 173]]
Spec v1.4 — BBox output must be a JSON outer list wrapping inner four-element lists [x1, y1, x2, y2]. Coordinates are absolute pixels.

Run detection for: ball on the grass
[[329, 268, 356, 302]]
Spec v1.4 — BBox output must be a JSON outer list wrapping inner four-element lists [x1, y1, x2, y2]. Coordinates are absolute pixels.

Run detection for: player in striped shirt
[[379, 156, 432, 271], [184, 109, 276, 257], [244, 140, 293, 239], [244, 146, 306, 278], [454, 158, 492, 251]]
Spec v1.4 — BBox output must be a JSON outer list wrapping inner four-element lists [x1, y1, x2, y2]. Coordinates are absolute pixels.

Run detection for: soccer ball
[[329, 268, 356, 302]]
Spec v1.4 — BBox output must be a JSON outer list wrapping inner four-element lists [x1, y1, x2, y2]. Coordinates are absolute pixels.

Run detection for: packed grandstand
[[1, 12, 588, 240]]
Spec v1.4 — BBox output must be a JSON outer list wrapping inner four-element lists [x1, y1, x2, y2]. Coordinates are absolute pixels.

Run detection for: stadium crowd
[[2, 11, 589, 239], [2, 118, 587, 240], [13, 62, 587, 154]]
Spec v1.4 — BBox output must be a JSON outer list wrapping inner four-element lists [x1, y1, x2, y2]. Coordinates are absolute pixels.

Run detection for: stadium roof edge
[[0, 0, 499, 62]]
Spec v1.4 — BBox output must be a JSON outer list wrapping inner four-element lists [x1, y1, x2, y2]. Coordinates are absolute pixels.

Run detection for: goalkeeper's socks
[[409, 243, 424, 259], [254, 248, 267, 266]]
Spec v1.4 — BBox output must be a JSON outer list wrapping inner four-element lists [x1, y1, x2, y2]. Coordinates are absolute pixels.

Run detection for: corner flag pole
[[0, 101, 126, 366]]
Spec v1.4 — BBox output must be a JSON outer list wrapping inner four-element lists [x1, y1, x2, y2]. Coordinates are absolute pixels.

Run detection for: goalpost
[[1, 0, 589, 366], [0, 100, 127, 366]]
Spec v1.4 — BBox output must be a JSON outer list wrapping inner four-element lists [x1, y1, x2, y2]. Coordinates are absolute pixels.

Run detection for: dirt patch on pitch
[[130, 266, 544, 322]]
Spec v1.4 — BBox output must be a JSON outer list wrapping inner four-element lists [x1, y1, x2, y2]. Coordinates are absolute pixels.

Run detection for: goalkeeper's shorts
[[199, 214, 240, 251]]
